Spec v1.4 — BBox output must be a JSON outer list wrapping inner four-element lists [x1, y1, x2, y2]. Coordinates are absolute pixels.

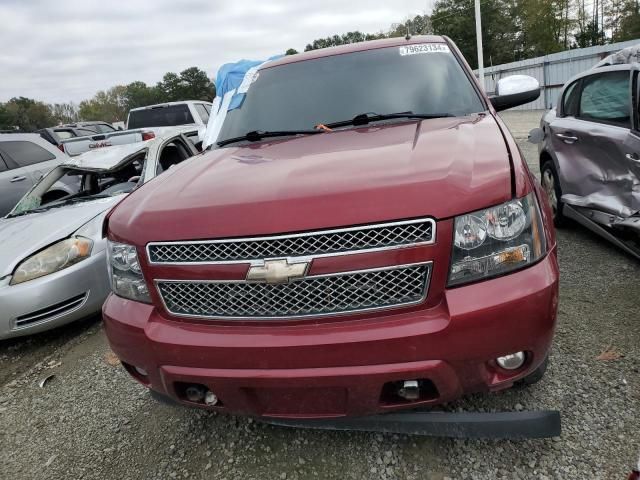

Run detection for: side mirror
[[489, 75, 540, 112], [528, 127, 544, 144]]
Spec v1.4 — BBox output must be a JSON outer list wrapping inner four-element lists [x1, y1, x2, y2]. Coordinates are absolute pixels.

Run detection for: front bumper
[[103, 253, 559, 418], [0, 251, 110, 339]]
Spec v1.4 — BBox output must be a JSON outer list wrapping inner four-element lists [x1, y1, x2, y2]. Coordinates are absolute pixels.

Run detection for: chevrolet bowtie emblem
[[246, 259, 310, 284]]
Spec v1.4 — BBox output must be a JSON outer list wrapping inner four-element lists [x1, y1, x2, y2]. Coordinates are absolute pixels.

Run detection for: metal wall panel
[[476, 39, 640, 110]]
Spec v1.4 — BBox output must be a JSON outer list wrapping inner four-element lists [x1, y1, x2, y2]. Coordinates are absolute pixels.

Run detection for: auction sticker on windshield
[[399, 44, 450, 56]]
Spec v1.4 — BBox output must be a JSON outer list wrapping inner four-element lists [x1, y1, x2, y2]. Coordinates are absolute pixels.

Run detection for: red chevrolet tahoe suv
[[103, 36, 559, 419]]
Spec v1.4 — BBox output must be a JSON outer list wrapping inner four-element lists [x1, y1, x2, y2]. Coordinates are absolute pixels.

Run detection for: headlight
[[11, 237, 93, 285], [107, 240, 151, 303], [448, 193, 546, 286]]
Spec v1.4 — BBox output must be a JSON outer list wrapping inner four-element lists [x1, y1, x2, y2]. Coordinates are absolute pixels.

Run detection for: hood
[[63, 142, 148, 171], [109, 114, 513, 243], [0, 197, 120, 277]]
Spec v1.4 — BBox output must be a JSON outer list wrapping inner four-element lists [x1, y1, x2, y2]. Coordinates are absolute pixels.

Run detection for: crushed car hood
[[0, 197, 120, 277], [63, 142, 148, 171], [109, 115, 513, 243]]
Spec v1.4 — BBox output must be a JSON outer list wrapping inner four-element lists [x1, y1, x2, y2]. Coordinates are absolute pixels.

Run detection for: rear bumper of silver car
[[0, 250, 110, 339]]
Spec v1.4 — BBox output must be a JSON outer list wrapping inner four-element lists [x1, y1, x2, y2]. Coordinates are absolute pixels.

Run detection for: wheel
[[540, 161, 566, 227], [517, 355, 549, 387]]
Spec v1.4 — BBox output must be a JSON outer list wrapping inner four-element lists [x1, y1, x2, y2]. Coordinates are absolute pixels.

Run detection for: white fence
[[477, 39, 640, 110]]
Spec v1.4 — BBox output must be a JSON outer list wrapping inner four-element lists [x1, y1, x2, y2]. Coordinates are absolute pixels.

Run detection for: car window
[[76, 128, 98, 136], [579, 71, 631, 128], [155, 139, 192, 175], [55, 130, 75, 139], [128, 105, 195, 129], [562, 80, 580, 117], [0, 140, 56, 166], [0, 157, 7, 172], [195, 104, 210, 123], [90, 124, 116, 133]]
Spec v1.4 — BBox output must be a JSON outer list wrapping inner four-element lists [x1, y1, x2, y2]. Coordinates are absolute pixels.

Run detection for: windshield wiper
[[218, 129, 325, 147], [324, 112, 454, 129], [7, 194, 113, 218]]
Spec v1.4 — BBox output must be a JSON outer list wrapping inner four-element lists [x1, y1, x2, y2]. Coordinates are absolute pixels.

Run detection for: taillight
[[142, 132, 155, 141], [57, 144, 65, 153]]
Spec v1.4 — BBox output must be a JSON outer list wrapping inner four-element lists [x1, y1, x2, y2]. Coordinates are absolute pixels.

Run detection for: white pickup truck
[[60, 101, 211, 156], [60, 129, 157, 156], [126, 101, 212, 130]]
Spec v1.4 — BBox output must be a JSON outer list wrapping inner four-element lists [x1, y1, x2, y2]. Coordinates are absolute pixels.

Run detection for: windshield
[[128, 105, 195, 129], [217, 44, 484, 144], [90, 124, 116, 133], [10, 154, 146, 217]]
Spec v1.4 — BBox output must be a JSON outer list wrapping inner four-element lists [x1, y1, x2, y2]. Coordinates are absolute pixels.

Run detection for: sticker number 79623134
[[399, 43, 451, 56]]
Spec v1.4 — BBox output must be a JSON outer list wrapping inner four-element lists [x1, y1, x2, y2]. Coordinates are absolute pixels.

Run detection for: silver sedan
[[0, 130, 198, 339]]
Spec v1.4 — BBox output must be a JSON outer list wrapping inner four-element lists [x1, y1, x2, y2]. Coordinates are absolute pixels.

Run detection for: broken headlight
[[448, 193, 546, 286], [107, 240, 151, 303]]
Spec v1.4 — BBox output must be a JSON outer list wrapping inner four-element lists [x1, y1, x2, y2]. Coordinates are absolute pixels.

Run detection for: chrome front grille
[[156, 263, 430, 319], [147, 218, 435, 264]]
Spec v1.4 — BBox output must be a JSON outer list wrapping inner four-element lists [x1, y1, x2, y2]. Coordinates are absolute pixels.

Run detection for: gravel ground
[[1, 110, 639, 480]]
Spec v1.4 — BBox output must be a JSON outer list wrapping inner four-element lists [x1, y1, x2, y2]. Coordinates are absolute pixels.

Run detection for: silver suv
[[0, 133, 68, 216], [537, 56, 640, 258]]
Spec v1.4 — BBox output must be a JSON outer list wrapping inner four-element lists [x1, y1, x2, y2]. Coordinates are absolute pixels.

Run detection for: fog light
[[134, 366, 148, 376], [204, 391, 218, 406], [185, 385, 206, 403], [496, 352, 526, 370]]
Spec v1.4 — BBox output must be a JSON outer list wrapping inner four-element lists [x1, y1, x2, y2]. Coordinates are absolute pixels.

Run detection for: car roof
[[60, 130, 190, 171], [265, 35, 447, 70], [129, 100, 212, 112], [59, 121, 110, 127], [0, 133, 48, 141]]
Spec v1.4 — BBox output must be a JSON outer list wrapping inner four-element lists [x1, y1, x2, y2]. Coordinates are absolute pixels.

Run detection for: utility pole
[[474, 0, 485, 91]]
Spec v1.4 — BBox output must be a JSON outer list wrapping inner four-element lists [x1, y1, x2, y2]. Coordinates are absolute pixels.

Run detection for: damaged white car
[[0, 130, 198, 339], [534, 44, 640, 259]]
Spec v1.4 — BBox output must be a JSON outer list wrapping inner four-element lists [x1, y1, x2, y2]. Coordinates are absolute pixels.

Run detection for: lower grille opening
[[14, 293, 87, 328]]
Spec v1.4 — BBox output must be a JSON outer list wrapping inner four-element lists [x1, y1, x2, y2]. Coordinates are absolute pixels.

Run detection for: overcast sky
[[0, 0, 432, 104]]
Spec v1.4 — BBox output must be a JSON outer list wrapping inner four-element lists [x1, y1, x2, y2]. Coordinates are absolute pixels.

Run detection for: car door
[[0, 150, 36, 216], [623, 67, 640, 213], [547, 68, 635, 216], [0, 139, 61, 185]]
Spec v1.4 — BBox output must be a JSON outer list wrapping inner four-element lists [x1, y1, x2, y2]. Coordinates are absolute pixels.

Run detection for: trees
[[122, 81, 162, 111], [303, 15, 433, 52], [1, 66, 215, 128], [50, 103, 80, 124], [517, 0, 569, 56], [430, 0, 635, 65], [0, 97, 55, 131], [76, 67, 214, 122], [304, 31, 386, 51], [616, 0, 640, 40], [431, 0, 520, 67], [388, 14, 433, 37], [78, 86, 127, 122], [156, 67, 215, 102]]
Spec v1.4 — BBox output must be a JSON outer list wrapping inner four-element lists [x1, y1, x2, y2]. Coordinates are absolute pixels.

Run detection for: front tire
[[540, 161, 566, 227], [517, 356, 549, 387]]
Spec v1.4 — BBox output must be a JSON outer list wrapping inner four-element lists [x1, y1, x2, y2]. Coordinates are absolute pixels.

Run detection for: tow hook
[[397, 380, 420, 401]]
